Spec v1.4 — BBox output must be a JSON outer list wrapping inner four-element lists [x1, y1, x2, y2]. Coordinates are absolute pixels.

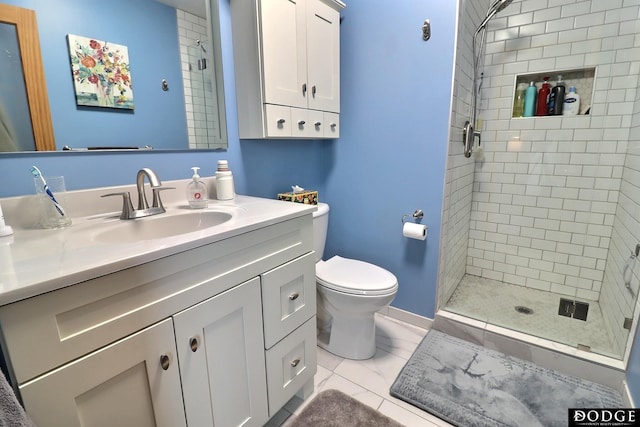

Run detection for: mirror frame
[[0, 4, 55, 151]]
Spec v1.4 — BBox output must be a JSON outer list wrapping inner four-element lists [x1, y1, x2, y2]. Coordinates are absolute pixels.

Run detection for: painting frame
[[67, 34, 134, 110]]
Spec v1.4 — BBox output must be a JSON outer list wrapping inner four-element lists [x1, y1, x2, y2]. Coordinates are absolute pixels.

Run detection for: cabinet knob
[[277, 118, 286, 124], [160, 354, 171, 371], [302, 83, 307, 95], [330, 123, 337, 128], [314, 121, 322, 127], [298, 120, 306, 126], [290, 358, 301, 368], [289, 292, 300, 301], [312, 85, 317, 97], [190, 336, 200, 352]]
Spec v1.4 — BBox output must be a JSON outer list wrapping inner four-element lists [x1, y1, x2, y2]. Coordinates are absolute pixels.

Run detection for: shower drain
[[514, 305, 534, 315]]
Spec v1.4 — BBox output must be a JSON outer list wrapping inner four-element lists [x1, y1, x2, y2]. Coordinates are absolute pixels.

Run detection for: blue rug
[[390, 331, 624, 427]]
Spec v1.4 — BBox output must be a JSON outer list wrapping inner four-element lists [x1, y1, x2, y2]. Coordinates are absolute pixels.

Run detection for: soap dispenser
[[186, 166, 208, 209]]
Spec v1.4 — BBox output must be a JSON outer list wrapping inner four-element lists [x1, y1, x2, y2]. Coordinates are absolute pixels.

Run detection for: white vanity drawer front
[[265, 317, 317, 416], [265, 104, 291, 137], [324, 112, 339, 138], [0, 215, 313, 384], [261, 252, 316, 349]]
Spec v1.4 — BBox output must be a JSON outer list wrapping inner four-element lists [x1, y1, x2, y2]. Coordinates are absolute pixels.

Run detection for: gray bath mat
[[390, 330, 624, 427], [286, 389, 404, 427]]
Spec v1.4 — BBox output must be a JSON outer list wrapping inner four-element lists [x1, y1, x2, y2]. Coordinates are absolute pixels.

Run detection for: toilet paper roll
[[403, 222, 427, 240]]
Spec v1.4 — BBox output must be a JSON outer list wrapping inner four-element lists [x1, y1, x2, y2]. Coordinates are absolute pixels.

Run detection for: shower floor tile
[[444, 274, 615, 357]]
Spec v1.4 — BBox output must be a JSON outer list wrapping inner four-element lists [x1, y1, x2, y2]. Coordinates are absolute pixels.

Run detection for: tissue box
[[277, 190, 318, 205]]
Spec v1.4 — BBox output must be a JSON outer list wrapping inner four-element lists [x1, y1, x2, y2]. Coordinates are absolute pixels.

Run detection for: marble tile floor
[[268, 313, 454, 427]]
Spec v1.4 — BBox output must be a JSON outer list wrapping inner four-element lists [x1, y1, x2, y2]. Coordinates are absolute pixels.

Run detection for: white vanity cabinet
[[0, 213, 316, 427], [231, 0, 345, 139]]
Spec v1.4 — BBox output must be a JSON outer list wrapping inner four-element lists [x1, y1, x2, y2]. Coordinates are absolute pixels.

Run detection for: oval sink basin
[[94, 210, 233, 243]]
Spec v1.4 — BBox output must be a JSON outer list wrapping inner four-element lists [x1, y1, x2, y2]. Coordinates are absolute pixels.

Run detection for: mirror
[[0, 0, 227, 153]]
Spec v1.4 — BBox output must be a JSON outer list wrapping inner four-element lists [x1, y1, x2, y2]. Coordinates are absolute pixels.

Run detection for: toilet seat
[[316, 255, 398, 296]]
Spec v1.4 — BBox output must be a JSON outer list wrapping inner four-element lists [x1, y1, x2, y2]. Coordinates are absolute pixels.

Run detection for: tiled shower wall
[[176, 9, 225, 150], [601, 51, 640, 358], [468, 0, 639, 304], [438, 0, 491, 307]]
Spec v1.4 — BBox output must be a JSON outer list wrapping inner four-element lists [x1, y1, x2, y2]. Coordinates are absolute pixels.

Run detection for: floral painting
[[67, 34, 134, 109]]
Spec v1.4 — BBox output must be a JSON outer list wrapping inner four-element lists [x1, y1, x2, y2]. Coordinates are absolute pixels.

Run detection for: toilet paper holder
[[401, 209, 424, 224]]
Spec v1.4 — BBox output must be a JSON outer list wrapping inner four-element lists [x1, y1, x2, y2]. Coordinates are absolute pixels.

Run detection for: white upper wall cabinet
[[231, 0, 345, 139]]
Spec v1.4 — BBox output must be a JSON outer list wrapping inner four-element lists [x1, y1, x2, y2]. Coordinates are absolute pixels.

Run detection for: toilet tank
[[312, 203, 330, 262]]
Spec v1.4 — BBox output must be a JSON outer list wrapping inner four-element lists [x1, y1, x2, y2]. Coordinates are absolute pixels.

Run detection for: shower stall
[[438, 0, 640, 366], [174, 6, 227, 150]]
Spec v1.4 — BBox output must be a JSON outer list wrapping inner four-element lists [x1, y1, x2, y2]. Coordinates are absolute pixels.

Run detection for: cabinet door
[[306, 0, 341, 112], [261, 0, 307, 109], [174, 277, 269, 427], [20, 319, 185, 427]]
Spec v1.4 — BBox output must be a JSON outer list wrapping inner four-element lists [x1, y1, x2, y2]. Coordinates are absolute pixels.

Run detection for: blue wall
[[320, 0, 456, 317]]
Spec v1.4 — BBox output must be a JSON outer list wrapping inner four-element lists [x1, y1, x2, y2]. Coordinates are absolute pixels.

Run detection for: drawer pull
[[298, 120, 306, 126], [289, 292, 300, 301], [160, 354, 171, 371], [290, 358, 301, 368], [190, 336, 200, 352], [330, 123, 337, 128], [277, 118, 286, 124], [314, 121, 322, 127]]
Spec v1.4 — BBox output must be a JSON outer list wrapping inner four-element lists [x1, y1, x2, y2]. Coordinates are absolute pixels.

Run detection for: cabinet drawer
[[265, 317, 317, 416], [262, 252, 316, 349], [324, 112, 339, 138], [291, 108, 325, 138], [265, 104, 291, 137]]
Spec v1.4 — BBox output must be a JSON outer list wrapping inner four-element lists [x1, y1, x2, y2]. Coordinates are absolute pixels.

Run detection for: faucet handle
[[151, 186, 175, 210], [102, 192, 135, 219]]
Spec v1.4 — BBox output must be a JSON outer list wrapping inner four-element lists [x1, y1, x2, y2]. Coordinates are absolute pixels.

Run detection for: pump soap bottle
[[563, 86, 580, 116], [186, 166, 208, 209], [215, 160, 235, 200]]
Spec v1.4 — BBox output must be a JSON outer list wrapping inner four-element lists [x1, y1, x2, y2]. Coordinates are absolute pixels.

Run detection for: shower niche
[[512, 67, 596, 118]]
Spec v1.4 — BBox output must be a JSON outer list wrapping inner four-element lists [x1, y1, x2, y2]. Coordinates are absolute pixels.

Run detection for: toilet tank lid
[[316, 255, 398, 294], [313, 202, 329, 218]]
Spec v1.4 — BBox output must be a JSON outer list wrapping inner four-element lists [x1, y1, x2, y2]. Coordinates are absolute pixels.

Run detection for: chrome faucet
[[102, 168, 174, 219], [136, 168, 162, 210]]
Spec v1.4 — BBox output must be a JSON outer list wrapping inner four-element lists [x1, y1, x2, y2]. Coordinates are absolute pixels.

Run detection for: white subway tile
[[506, 254, 531, 267], [546, 17, 576, 32], [543, 250, 568, 264], [526, 278, 552, 291]]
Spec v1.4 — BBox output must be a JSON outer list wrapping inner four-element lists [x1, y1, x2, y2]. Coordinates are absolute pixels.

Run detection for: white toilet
[[313, 202, 398, 360]]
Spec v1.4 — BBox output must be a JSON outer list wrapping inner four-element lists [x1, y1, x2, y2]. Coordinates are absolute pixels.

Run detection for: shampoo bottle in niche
[[547, 75, 566, 116], [512, 82, 527, 117], [523, 81, 537, 117], [186, 166, 208, 209], [536, 77, 550, 116], [563, 86, 580, 116], [215, 160, 235, 200]]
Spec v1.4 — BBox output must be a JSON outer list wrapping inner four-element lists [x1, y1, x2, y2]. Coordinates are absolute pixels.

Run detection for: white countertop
[[0, 183, 316, 306]]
